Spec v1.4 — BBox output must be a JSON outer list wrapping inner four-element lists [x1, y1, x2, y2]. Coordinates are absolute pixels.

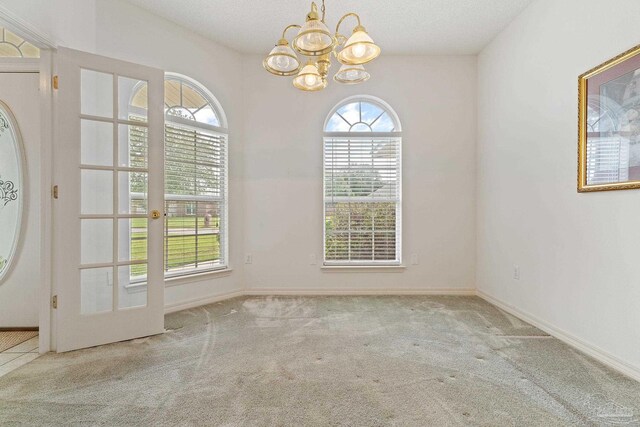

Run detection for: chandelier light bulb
[[275, 55, 290, 68], [293, 61, 326, 91], [302, 33, 324, 51], [305, 74, 318, 86], [352, 44, 366, 59]]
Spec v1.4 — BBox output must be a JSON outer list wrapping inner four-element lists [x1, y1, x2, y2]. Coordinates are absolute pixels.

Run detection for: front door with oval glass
[[0, 102, 24, 283]]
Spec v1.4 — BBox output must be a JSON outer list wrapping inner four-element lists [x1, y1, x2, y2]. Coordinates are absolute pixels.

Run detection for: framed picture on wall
[[578, 44, 640, 192]]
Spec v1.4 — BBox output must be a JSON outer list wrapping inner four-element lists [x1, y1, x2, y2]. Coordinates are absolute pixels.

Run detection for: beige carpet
[[0, 331, 38, 352], [1, 296, 639, 425]]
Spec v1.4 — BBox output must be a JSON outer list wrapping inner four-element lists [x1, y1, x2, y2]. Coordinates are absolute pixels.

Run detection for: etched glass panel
[[0, 104, 24, 281]]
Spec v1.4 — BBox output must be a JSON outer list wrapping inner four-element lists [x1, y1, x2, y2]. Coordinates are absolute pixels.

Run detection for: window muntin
[[0, 27, 40, 58], [164, 78, 221, 127], [324, 97, 401, 265], [325, 100, 397, 133], [129, 75, 228, 279]]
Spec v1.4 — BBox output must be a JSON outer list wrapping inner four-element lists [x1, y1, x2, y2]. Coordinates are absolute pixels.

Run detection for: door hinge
[[52, 185, 58, 199], [52, 295, 58, 309], [52, 75, 59, 90]]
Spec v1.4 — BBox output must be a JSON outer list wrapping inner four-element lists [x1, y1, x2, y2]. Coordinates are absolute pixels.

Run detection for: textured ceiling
[[124, 0, 534, 55]]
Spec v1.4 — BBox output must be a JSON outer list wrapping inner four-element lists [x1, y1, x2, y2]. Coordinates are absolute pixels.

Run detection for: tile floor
[[0, 336, 40, 378]]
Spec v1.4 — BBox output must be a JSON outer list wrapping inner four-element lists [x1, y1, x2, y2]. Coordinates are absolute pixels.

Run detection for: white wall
[[242, 55, 477, 292], [477, 0, 640, 374], [0, 0, 96, 52]]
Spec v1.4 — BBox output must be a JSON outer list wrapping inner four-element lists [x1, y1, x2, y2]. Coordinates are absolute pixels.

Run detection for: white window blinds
[[164, 122, 227, 276], [324, 136, 401, 264]]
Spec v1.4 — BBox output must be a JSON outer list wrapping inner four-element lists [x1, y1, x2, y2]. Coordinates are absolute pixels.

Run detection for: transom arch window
[[323, 96, 402, 265], [129, 74, 228, 278], [0, 27, 40, 58]]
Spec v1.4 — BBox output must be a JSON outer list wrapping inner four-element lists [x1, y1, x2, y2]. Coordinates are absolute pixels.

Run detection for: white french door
[[53, 47, 164, 352]]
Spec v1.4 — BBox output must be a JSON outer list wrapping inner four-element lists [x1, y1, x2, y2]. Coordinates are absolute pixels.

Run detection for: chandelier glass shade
[[337, 27, 381, 65], [293, 19, 335, 56], [293, 61, 327, 91], [334, 64, 370, 84], [263, 1, 381, 92], [263, 40, 301, 76]]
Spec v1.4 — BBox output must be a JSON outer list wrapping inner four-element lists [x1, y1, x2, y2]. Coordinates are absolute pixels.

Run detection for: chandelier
[[263, 0, 381, 92]]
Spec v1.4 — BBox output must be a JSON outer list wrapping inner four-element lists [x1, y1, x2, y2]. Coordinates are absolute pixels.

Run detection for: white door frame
[[0, 6, 57, 352]]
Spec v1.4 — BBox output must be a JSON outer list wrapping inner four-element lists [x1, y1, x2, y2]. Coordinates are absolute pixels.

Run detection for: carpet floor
[[0, 296, 638, 426]]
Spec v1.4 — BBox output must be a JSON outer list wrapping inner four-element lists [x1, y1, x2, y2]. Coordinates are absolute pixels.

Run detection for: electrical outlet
[[245, 254, 253, 264], [309, 254, 317, 265], [411, 254, 419, 265], [513, 266, 520, 280]]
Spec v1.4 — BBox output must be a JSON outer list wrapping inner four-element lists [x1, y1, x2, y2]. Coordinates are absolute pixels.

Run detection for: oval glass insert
[[0, 101, 24, 283]]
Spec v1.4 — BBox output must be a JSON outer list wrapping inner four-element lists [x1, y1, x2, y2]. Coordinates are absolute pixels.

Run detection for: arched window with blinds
[[323, 96, 402, 265], [130, 74, 228, 278]]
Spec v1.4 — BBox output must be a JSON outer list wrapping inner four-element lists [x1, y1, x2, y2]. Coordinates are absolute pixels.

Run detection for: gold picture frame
[[578, 44, 640, 192]]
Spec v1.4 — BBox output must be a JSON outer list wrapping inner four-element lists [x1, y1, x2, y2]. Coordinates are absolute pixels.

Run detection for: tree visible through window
[[324, 97, 402, 264]]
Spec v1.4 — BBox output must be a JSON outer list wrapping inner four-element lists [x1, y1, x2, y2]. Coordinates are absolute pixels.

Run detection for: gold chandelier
[[263, 0, 381, 92]]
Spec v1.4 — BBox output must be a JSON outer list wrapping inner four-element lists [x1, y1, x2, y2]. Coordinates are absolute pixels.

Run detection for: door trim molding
[[0, 5, 56, 49], [0, 10, 55, 353]]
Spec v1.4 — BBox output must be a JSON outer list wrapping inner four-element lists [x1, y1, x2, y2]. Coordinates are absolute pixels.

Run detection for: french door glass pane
[[118, 124, 148, 168], [118, 218, 148, 263], [119, 77, 147, 122], [81, 169, 113, 214], [118, 171, 148, 214], [118, 265, 147, 309], [81, 119, 113, 166], [80, 267, 113, 314], [81, 219, 113, 264], [81, 69, 113, 118]]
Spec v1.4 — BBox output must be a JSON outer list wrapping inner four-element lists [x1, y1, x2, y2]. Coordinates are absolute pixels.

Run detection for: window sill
[[124, 268, 233, 292], [321, 265, 406, 273], [165, 268, 233, 287]]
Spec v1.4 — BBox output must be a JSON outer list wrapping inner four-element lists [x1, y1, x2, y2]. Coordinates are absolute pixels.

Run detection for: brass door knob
[[151, 210, 162, 219]]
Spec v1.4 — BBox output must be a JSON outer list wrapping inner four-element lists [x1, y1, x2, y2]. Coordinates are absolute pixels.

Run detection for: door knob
[[151, 210, 162, 219]]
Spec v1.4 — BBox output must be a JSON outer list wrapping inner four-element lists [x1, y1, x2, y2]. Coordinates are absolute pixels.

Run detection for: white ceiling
[[125, 0, 534, 55]]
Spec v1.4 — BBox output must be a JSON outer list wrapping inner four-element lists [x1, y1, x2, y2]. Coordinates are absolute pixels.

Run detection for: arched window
[[323, 96, 402, 265], [163, 75, 228, 276], [131, 74, 228, 277], [0, 27, 40, 58]]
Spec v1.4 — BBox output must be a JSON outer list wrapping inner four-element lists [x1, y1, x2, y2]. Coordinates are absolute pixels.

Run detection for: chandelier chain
[[321, 0, 326, 22]]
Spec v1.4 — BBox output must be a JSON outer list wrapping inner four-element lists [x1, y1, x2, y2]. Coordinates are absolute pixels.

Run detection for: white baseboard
[[477, 289, 640, 383], [164, 290, 244, 314], [244, 288, 477, 296]]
